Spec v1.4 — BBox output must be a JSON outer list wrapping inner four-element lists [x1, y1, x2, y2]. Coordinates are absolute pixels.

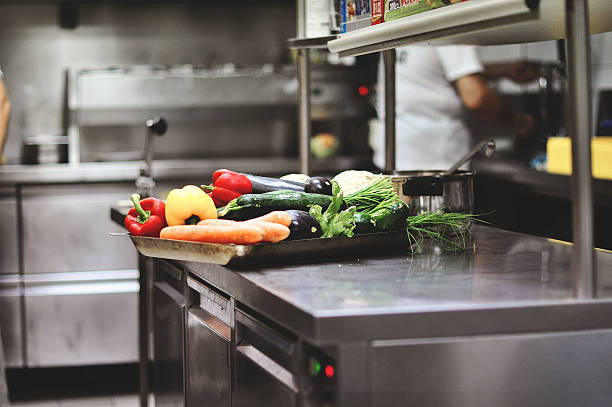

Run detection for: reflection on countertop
[[185, 225, 612, 343]]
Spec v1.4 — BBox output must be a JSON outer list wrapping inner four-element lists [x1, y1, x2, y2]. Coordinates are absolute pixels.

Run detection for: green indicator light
[[309, 357, 322, 376]]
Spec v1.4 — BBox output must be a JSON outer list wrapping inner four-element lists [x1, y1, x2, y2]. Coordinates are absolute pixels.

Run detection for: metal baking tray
[[128, 231, 412, 267]]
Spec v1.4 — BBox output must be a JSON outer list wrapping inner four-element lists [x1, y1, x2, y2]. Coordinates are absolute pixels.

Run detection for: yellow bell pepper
[[165, 185, 217, 226]]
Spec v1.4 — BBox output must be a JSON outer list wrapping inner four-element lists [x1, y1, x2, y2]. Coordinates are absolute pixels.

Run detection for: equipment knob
[[146, 117, 168, 136]]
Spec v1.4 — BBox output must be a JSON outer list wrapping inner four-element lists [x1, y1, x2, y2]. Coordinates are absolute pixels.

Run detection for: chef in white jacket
[[370, 45, 536, 170]]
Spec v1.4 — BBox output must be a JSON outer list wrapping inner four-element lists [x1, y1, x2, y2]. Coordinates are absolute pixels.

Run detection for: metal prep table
[[142, 225, 612, 407]]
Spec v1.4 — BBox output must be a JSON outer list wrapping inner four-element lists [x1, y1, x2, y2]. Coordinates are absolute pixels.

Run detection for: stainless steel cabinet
[[153, 273, 186, 407], [21, 183, 137, 274], [369, 330, 612, 407], [185, 276, 232, 407], [233, 309, 299, 407], [23, 271, 138, 367], [0, 186, 19, 275], [186, 308, 231, 407]]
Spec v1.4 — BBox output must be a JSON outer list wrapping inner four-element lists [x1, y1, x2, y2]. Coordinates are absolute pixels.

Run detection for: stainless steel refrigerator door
[[186, 307, 230, 407], [369, 329, 612, 407], [24, 271, 138, 367], [21, 183, 137, 274], [153, 281, 185, 407]]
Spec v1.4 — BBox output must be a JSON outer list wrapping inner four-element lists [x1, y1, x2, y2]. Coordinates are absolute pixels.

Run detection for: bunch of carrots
[[160, 211, 292, 245]]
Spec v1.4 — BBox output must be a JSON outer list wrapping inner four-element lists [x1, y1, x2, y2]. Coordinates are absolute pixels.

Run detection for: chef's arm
[[0, 78, 10, 161], [483, 60, 539, 84], [455, 73, 534, 137]]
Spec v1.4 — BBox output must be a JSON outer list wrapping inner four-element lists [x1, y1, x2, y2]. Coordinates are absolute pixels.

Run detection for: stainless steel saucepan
[[389, 170, 474, 216]]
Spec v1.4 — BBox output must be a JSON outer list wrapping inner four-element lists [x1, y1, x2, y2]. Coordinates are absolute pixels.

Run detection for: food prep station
[[2, 0, 612, 406], [117, 218, 612, 406]]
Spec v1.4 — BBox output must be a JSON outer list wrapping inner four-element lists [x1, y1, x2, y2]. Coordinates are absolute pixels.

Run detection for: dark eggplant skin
[[304, 176, 333, 195], [285, 210, 322, 240], [244, 174, 305, 193]]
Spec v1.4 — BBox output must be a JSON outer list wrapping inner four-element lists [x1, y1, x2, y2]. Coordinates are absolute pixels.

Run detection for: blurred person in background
[[370, 45, 538, 170], [0, 66, 10, 165]]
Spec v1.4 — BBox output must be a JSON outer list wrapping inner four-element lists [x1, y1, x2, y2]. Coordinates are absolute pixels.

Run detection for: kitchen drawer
[[0, 187, 19, 275], [21, 183, 137, 274], [0, 276, 23, 367], [24, 270, 138, 367]]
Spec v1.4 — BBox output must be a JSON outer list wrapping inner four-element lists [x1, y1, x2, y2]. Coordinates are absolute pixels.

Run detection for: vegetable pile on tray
[[124, 169, 479, 252]]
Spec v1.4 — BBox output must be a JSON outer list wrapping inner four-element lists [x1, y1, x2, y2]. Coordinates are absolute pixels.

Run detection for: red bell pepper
[[124, 194, 167, 237], [205, 169, 252, 207]]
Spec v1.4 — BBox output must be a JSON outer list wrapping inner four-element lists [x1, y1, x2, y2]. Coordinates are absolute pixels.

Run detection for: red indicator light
[[324, 365, 335, 378], [358, 86, 369, 96]]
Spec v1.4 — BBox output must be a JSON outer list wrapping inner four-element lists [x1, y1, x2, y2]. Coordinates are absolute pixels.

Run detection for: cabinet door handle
[[237, 345, 299, 393]]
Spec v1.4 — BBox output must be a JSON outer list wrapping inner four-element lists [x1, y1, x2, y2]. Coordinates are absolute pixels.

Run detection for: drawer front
[[22, 183, 137, 274], [186, 308, 230, 407], [0, 188, 18, 275], [24, 274, 138, 367]]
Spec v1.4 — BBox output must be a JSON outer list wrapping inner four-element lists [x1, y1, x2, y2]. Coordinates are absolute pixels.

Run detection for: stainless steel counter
[[0, 156, 370, 186], [186, 225, 612, 344]]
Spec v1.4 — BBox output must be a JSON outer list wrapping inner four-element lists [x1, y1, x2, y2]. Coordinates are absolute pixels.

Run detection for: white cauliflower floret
[[332, 170, 378, 195]]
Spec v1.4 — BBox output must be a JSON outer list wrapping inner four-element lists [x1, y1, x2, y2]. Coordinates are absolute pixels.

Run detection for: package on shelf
[[372, 0, 384, 25], [338, 0, 372, 32], [306, 0, 336, 37], [384, 0, 466, 22]]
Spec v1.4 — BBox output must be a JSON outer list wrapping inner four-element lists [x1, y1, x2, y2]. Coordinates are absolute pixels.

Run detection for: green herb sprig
[[405, 211, 485, 252], [344, 175, 399, 215], [310, 181, 356, 238]]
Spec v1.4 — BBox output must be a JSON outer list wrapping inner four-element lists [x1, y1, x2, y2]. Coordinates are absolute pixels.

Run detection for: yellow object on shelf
[[547, 137, 612, 180]]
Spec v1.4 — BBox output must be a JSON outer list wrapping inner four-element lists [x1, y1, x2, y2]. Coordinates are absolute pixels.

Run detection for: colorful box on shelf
[[547, 137, 612, 180], [340, 0, 372, 32], [383, 0, 467, 22]]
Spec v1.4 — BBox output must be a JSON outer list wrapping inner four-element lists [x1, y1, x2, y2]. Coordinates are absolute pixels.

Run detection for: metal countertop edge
[[185, 259, 612, 345], [0, 156, 371, 185]]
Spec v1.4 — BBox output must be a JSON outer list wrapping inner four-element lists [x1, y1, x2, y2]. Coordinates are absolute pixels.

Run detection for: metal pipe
[[297, 0, 311, 175], [565, 0, 596, 298], [383, 49, 396, 173]]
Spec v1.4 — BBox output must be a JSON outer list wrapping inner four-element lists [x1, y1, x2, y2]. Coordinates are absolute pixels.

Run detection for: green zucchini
[[219, 190, 333, 220], [370, 201, 409, 230], [354, 201, 409, 233]]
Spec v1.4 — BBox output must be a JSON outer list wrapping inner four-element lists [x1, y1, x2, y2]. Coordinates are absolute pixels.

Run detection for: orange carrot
[[250, 221, 291, 243], [245, 211, 292, 227], [160, 224, 264, 245], [197, 219, 237, 227]]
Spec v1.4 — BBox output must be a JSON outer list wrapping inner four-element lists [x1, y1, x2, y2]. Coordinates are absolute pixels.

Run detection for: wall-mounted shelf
[[328, 0, 612, 57]]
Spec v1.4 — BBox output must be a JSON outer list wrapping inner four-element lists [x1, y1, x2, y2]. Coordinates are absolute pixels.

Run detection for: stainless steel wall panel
[[0, 187, 19, 275], [369, 330, 612, 407], [0, 3, 295, 163], [186, 308, 230, 407], [0, 277, 23, 368], [24, 279, 138, 367], [21, 183, 137, 274]]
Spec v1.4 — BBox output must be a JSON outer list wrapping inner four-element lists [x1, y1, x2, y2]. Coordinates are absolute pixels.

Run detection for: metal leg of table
[[565, 0, 596, 298], [138, 254, 151, 407]]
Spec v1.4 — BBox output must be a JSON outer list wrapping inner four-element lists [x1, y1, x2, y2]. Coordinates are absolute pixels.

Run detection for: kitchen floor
[[6, 364, 142, 407]]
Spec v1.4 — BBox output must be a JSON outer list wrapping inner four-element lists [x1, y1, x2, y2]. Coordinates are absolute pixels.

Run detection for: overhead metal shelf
[[328, 0, 612, 57], [288, 35, 337, 50]]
